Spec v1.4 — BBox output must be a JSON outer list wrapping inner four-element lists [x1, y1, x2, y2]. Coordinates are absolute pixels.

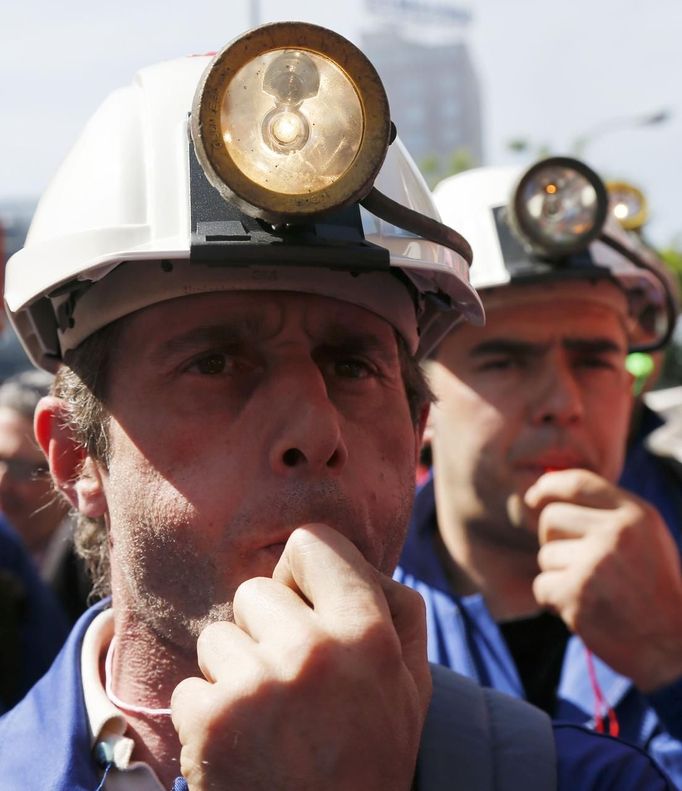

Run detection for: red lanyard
[[585, 647, 620, 737]]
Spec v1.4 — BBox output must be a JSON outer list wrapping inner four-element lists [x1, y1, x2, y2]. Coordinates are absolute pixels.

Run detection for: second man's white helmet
[[434, 157, 675, 351]]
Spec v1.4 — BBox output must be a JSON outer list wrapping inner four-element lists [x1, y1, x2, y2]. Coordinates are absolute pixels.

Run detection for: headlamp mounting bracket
[[188, 134, 390, 270]]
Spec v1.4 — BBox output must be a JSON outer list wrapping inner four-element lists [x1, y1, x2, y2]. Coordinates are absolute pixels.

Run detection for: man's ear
[[34, 395, 107, 518]]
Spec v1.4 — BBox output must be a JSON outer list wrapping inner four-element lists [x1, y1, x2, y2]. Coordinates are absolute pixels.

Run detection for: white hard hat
[[6, 22, 483, 372], [434, 157, 675, 351]]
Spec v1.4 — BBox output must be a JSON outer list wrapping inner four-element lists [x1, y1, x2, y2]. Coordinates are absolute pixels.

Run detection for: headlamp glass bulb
[[613, 201, 629, 219], [263, 107, 310, 153]]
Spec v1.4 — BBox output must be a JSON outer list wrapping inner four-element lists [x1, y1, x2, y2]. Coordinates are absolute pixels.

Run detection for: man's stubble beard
[[467, 462, 541, 556], [109, 475, 415, 655]]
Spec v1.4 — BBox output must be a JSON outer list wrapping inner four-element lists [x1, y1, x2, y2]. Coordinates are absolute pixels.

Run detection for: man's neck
[[109, 610, 197, 788], [434, 521, 541, 621]]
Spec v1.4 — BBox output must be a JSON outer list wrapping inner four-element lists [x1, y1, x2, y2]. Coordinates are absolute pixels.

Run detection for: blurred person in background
[[608, 181, 682, 555], [0, 515, 70, 713], [0, 242, 70, 711], [0, 370, 92, 621], [396, 157, 682, 784]]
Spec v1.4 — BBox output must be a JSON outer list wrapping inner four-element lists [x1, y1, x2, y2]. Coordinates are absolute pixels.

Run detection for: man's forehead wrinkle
[[564, 337, 626, 354], [128, 309, 398, 375], [469, 334, 626, 359], [148, 317, 270, 362], [316, 322, 397, 357], [469, 339, 549, 358]]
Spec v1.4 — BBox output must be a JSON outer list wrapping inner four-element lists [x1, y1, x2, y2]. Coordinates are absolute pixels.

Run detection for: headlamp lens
[[511, 157, 608, 256], [222, 48, 363, 195]]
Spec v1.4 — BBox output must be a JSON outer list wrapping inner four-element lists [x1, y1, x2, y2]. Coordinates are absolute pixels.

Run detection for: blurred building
[[0, 201, 34, 262], [362, 0, 483, 186], [0, 200, 36, 379]]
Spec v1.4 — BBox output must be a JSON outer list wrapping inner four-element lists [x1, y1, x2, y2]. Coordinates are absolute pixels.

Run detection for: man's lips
[[263, 541, 287, 558], [258, 526, 364, 561], [514, 455, 592, 474]]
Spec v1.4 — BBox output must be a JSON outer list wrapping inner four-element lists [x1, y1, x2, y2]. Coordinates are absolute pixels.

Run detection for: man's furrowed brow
[[469, 337, 626, 358], [150, 320, 261, 362], [563, 338, 626, 355], [469, 339, 548, 358], [320, 326, 397, 362]]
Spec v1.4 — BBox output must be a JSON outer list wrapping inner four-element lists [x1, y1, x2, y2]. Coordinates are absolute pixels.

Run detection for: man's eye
[[334, 359, 374, 379], [577, 356, 616, 370], [192, 354, 229, 375], [478, 357, 517, 372]]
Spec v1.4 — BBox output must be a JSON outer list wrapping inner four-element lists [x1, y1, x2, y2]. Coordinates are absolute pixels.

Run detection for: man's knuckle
[[571, 580, 597, 627], [537, 543, 552, 567], [402, 585, 427, 617], [606, 516, 640, 555], [361, 622, 403, 667], [197, 621, 226, 654], [234, 575, 268, 605]]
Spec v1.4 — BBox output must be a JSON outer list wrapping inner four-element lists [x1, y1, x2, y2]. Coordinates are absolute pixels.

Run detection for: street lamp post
[[572, 109, 671, 158]]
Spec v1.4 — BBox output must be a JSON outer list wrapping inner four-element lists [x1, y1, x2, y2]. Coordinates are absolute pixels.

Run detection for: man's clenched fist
[[171, 524, 432, 790]]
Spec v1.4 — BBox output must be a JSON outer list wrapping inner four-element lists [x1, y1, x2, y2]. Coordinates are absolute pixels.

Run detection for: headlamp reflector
[[222, 48, 363, 194], [191, 22, 391, 222], [511, 157, 608, 256]]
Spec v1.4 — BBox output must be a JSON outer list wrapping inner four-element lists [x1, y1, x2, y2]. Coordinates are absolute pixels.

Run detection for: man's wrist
[[630, 630, 682, 693]]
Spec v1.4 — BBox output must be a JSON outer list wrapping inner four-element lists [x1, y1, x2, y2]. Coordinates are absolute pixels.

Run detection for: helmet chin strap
[[104, 636, 172, 718]]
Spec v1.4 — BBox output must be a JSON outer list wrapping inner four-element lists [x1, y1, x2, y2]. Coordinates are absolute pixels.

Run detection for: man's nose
[[529, 353, 584, 427], [268, 362, 348, 477]]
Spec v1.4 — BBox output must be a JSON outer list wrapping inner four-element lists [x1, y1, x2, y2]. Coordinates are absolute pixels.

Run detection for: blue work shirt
[[620, 405, 682, 555], [396, 475, 682, 787], [0, 598, 676, 790]]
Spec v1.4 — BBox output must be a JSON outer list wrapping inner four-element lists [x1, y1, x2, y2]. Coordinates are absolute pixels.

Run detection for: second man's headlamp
[[510, 157, 608, 257], [505, 156, 676, 350]]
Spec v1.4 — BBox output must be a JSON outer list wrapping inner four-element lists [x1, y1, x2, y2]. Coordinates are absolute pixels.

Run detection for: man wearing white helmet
[[396, 157, 682, 783], [0, 27, 674, 790]]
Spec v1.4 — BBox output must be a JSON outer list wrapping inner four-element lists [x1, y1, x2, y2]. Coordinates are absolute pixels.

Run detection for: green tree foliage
[[656, 245, 682, 389], [419, 147, 477, 189]]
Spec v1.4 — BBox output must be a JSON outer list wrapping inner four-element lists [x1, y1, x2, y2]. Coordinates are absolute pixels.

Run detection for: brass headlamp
[[504, 156, 676, 350], [191, 22, 392, 224], [606, 181, 649, 231]]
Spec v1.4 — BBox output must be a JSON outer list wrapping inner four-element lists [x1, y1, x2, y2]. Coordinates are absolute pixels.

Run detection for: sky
[[2, 0, 681, 246]]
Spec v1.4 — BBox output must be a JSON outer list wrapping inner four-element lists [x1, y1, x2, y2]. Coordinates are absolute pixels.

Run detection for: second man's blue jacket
[[395, 476, 682, 787]]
